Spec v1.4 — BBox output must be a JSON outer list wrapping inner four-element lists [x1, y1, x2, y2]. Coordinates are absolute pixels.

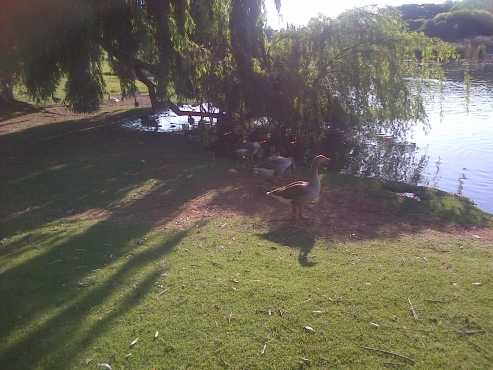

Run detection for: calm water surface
[[121, 103, 218, 132], [347, 62, 493, 214]]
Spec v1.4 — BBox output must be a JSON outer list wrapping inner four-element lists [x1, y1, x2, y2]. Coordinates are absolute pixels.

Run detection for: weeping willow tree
[[3, 0, 278, 114], [264, 8, 456, 144], [5, 0, 455, 146], [0, 1, 21, 106], [5, 0, 243, 112], [7, 1, 104, 112]]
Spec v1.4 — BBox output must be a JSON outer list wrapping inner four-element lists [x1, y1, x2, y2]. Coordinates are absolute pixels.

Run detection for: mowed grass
[[14, 59, 148, 104], [1, 111, 492, 369]]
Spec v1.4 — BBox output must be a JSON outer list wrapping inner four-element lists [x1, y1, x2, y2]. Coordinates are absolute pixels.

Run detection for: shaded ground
[[0, 95, 151, 135], [1, 106, 492, 369], [3, 99, 490, 240], [2, 98, 491, 239]]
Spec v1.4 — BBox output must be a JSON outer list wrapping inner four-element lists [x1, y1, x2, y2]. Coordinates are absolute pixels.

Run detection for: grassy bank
[[1, 108, 492, 369]]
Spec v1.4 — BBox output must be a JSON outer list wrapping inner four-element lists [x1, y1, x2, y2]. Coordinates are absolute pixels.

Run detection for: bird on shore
[[266, 155, 330, 220], [108, 94, 121, 103], [235, 141, 262, 161], [253, 155, 295, 179]]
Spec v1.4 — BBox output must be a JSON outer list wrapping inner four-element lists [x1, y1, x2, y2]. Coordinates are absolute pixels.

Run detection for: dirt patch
[[111, 169, 493, 243], [419, 227, 493, 243]]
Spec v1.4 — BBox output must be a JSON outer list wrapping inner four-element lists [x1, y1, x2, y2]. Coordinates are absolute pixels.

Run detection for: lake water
[[121, 103, 218, 132], [346, 61, 493, 214]]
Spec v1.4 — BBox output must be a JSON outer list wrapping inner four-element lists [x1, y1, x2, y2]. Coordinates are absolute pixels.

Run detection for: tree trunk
[[134, 66, 162, 112], [0, 77, 15, 106], [147, 0, 172, 105], [148, 86, 159, 112]]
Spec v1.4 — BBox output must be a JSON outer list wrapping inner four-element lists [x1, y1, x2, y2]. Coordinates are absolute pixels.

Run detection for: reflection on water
[[343, 135, 428, 187], [345, 61, 493, 214], [121, 103, 219, 133]]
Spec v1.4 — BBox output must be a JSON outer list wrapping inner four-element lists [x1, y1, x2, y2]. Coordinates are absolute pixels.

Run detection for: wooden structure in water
[[169, 105, 224, 120]]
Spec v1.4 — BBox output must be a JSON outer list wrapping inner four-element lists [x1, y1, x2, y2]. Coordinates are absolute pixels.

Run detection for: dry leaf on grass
[[158, 288, 170, 296], [260, 343, 267, 355], [304, 325, 315, 333]]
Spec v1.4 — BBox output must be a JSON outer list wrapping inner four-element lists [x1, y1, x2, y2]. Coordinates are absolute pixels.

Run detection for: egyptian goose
[[266, 155, 330, 219], [253, 155, 295, 179]]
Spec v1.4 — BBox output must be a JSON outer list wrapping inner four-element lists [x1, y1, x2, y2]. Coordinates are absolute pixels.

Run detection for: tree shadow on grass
[[0, 113, 226, 369], [0, 100, 41, 121], [0, 154, 223, 369], [0, 223, 199, 369], [0, 221, 146, 340], [0, 108, 215, 240]]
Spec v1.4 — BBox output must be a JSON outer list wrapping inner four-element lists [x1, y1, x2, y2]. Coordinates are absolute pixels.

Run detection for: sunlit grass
[[2, 218, 492, 369], [0, 219, 97, 273]]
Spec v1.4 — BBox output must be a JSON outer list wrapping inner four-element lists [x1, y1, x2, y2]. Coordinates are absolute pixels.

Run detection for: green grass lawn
[[1, 111, 492, 369], [13, 59, 148, 105]]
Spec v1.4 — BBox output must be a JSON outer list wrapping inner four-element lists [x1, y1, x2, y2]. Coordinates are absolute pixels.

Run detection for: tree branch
[[100, 38, 159, 76]]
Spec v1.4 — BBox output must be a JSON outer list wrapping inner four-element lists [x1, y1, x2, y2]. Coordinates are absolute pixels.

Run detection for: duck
[[108, 94, 121, 103], [253, 155, 295, 179], [266, 155, 330, 220], [235, 141, 262, 161]]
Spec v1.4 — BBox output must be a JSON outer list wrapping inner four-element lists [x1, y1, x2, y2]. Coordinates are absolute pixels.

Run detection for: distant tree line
[[423, 9, 493, 41], [397, 0, 493, 42]]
